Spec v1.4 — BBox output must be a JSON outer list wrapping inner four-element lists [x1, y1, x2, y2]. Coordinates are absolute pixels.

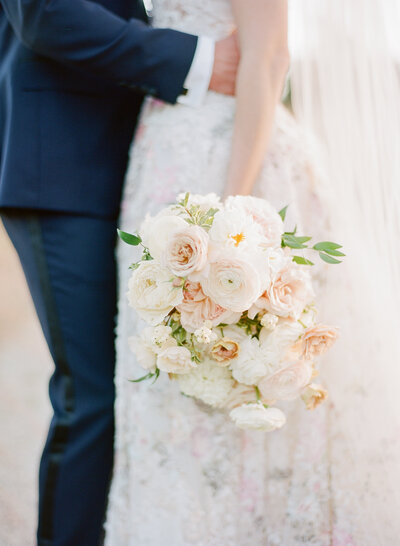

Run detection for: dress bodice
[[151, 0, 235, 39]]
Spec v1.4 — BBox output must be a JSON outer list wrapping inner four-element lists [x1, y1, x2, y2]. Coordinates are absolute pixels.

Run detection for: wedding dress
[[105, 1, 400, 544]]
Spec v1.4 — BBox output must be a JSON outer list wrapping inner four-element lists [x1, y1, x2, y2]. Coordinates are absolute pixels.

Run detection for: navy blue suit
[[0, 1, 197, 544]]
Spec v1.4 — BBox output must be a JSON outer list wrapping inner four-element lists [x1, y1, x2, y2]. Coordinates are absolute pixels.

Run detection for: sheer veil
[[289, 1, 400, 542]]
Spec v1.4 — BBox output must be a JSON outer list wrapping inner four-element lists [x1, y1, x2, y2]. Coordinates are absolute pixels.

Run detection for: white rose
[[163, 225, 209, 277], [127, 261, 183, 325], [258, 360, 313, 401], [128, 334, 157, 372], [139, 211, 188, 261], [209, 207, 264, 251], [178, 192, 222, 211], [225, 195, 284, 248], [229, 403, 286, 431], [157, 345, 196, 374], [200, 252, 263, 313], [177, 357, 235, 407], [229, 337, 269, 386], [259, 319, 304, 368]]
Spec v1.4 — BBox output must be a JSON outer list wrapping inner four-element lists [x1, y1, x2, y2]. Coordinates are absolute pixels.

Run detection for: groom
[[0, 1, 239, 544]]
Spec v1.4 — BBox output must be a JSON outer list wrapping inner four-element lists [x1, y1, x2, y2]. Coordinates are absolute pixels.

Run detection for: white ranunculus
[[225, 195, 284, 248], [128, 333, 157, 372], [178, 192, 222, 212], [157, 345, 196, 374], [177, 357, 235, 408], [209, 207, 264, 251], [259, 319, 304, 368], [127, 261, 183, 325], [200, 252, 263, 313], [163, 225, 209, 277], [229, 403, 286, 431], [258, 360, 313, 401], [229, 337, 269, 386], [139, 210, 188, 261]]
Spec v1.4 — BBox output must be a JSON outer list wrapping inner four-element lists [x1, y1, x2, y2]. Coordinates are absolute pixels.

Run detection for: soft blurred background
[[0, 222, 51, 545]]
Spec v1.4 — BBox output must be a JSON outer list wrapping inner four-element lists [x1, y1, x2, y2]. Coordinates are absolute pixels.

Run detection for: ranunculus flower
[[177, 281, 240, 332], [177, 358, 235, 408], [163, 225, 209, 277], [258, 360, 313, 401], [299, 324, 338, 359], [256, 260, 314, 319], [200, 253, 263, 313], [229, 403, 286, 431], [225, 195, 284, 248], [229, 337, 269, 386], [139, 210, 188, 261], [127, 261, 183, 325], [210, 338, 240, 365], [301, 383, 328, 410], [156, 345, 196, 374]]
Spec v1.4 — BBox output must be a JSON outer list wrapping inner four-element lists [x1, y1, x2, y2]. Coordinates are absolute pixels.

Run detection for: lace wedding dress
[[105, 2, 335, 545]]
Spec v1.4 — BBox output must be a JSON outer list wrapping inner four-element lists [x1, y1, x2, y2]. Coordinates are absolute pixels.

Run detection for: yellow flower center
[[230, 232, 245, 247]]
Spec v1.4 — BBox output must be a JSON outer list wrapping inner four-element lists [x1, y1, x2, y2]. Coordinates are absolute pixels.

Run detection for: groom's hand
[[209, 31, 240, 96]]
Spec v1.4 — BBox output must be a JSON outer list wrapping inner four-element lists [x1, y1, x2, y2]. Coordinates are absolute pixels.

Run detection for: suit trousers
[[1, 210, 118, 546]]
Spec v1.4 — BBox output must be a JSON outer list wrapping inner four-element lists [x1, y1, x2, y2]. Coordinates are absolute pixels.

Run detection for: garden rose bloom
[[139, 210, 187, 261], [210, 338, 240, 365], [164, 225, 209, 277], [259, 319, 304, 369], [129, 326, 176, 372], [257, 261, 314, 319], [200, 253, 263, 313], [177, 358, 235, 407], [299, 324, 338, 359], [258, 360, 313, 401], [225, 195, 284, 247], [177, 281, 240, 332], [157, 345, 196, 374], [127, 261, 183, 325], [229, 403, 286, 431], [301, 383, 328, 409], [230, 337, 269, 385]]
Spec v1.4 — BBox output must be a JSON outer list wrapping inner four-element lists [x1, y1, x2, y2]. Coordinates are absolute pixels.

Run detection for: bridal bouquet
[[119, 193, 343, 432]]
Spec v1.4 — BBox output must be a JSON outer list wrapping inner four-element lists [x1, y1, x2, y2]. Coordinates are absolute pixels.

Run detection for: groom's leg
[[1, 210, 118, 546]]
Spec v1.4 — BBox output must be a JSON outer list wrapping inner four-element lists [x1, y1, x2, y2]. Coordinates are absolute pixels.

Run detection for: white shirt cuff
[[177, 36, 215, 107]]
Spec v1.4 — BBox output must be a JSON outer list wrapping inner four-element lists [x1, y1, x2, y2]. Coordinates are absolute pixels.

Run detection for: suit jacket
[[0, 0, 197, 218]]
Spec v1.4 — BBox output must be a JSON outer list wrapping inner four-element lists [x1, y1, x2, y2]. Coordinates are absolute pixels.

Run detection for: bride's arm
[[224, 0, 289, 197]]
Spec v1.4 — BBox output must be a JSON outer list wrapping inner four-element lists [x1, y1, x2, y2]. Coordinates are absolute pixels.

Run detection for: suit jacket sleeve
[[0, 0, 198, 103]]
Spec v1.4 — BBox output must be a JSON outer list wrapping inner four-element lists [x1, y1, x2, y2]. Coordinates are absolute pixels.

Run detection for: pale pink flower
[[210, 338, 240, 365], [301, 383, 328, 410], [299, 324, 338, 359], [258, 360, 313, 401], [256, 261, 314, 319], [164, 225, 209, 277], [177, 281, 240, 333]]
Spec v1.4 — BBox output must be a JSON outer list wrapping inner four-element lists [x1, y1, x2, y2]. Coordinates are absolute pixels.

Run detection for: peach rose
[[301, 383, 328, 410], [200, 253, 263, 313], [258, 360, 313, 401], [210, 338, 240, 365], [164, 225, 209, 277], [177, 281, 240, 333], [257, 261, 314, 319], [299, 324, 338, 359]]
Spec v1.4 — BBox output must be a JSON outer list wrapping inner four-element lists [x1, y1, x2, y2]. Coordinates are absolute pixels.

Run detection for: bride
[[106, 0, 400, 544]]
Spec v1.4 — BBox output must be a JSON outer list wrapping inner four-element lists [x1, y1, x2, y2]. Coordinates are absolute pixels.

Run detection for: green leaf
[[322, 248, 346, 257], [292, 255, 314, 266], [117, 229, 142, 246], [313, 241, 342, 251], [128, 371, 155, 383], [319, 252, 342, 264], [282, 234, 309, 249], [278, 205, 289, 221]]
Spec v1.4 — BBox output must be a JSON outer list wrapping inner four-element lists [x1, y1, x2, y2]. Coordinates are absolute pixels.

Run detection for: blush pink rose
[[299, 324, 338, 359], [164, 225, 209, 277], [176, 281, 240, 333], [258, 360, 313, 401], [256, 261, 314, 319]]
